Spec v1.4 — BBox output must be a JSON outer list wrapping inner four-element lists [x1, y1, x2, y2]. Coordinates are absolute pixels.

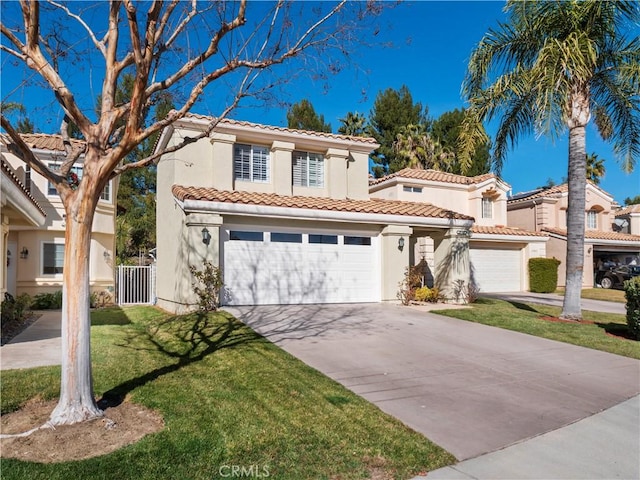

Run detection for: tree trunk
[[48, 189, 103, 425], [561, 124, 587, 321]]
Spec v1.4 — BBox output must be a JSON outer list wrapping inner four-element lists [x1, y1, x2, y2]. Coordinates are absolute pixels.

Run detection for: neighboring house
[[507, 183, 640, 287], [155, 115, 491, 313], [0, 134, 117, 298], [369, 168, 548, 293]]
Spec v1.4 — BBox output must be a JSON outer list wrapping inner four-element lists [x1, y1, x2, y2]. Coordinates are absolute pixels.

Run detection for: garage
[[469, 245, 523, 293], [222, 228, 379, 305]]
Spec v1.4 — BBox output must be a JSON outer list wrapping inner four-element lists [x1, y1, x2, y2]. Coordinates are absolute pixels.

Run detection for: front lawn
[[433, 298, 639, 360], [1, 306, 454, 479], [556, 287, 626, 303]]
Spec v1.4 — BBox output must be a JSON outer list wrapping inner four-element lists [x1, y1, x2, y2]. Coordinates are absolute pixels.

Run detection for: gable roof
[[172, 186, 474, 221], [369, 168, 496, 187], [508, 182, 613, 204], [542, 227, 640, 243]]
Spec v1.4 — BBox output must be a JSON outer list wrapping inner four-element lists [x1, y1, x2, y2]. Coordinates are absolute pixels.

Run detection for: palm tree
[[586, 153, 606, 185], [338, 111, 367, 137], [460, 0, 639, 320], [393, 124, 455, 171]]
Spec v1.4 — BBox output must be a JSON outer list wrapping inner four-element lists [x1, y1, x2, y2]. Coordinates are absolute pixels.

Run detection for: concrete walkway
[[487, 291, 626, 315], [0, 310, 61, 370]]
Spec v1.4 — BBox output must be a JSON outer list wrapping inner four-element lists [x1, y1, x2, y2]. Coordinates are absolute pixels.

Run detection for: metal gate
[[116, 264, 156, 305]]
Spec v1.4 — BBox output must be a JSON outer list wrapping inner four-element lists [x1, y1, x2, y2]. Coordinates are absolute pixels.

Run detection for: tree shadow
[[502, 301, 540, 313], [91, 306, 131, 326], [596, 322, 637, 341], [98, 310, 261, 409]]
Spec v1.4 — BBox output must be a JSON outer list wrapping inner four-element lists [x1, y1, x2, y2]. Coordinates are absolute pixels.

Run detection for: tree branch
[[46, 0, 107, 57]]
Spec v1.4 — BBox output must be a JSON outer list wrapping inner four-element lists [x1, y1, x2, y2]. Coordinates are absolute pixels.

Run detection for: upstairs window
[[43, 242, 64, 275], [481, 197, 493, 219], [587, 210, 597, 229], [403, 186, 422, 193], [234, 144, 269, 183], [293, 151, 324, 187], [47, 163, 111, 201]]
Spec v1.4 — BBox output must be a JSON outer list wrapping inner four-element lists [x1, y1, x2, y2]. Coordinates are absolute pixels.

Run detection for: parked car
[[598, 265, 640, 289]]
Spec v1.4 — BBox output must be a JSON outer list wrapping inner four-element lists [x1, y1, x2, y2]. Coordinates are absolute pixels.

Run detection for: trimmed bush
[[414, 286, 441, 303], [624, 277, 640, 341], [529, 257, 561, 293], [31, 290, 63, 310]]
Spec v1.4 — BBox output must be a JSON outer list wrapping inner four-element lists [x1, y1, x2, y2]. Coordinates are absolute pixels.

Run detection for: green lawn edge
[[1, 306, 455, 480], [433, 297, 639, 360]]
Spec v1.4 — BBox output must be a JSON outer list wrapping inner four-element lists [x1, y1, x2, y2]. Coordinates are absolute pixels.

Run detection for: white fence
[[116, 264, 156, 305]]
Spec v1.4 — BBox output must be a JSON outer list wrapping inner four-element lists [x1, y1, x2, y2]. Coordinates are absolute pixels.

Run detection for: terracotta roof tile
[[508, 185, 568, 203], [616, 204, 640, 216], [1, 158, 46, 216], [180, 113, 378, 145], [369, 168, 496, 186], [0, 133, 86, 154], [542, 227, 640, 242], [471, 225, 548, 237], [172, 186, 474, 221]]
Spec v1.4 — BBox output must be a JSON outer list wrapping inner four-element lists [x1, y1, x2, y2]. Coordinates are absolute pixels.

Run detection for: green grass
[[1, 306, 454, 479], [433, 298, 639, 359], [556, 287, 626, 303]]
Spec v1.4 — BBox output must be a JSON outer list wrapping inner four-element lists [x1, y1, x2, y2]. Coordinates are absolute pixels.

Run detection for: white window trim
[[587, 210, 597, 230], [47, 162, 111, 202], [41, 239, 65, 278], [234, 144, 270, 183], [481, 197, 493, 219], [293, 151, 324, 188]]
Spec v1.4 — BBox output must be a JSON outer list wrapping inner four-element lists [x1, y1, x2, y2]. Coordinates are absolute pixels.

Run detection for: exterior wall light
[[20, 247, 29, 259], [202, 227, 211, 246], [398, 237, 405, 251]]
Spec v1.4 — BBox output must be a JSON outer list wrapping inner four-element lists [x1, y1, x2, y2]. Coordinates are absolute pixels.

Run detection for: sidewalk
[[0, 310, 61, 370], [486, 291, 626, 315]]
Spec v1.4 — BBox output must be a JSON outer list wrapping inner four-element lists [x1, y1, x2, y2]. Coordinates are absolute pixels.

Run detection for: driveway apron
[[227, 303, 640, 461]]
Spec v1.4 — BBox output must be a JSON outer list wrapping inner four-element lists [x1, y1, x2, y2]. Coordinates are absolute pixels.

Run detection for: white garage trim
[[221, 226, 380, 306], [469, 246, 523, 293]]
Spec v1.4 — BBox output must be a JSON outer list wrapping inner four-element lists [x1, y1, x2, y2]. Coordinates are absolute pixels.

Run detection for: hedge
[[529, 257, 561, 293], [624, 277, 640, 341]]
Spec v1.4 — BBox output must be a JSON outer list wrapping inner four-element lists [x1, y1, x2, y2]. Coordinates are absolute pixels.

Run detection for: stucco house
[[507, 183, 640, 287], [1, 134, 117, 299], [369, 168, 548, 293], [154, 115, 550, 313]]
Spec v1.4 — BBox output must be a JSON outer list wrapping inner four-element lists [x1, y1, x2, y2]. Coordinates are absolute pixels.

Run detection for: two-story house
[[369, 168, 548, 293], [507, 183, 640, 287], [1, 134, 117, 299], [155, 115, 490, 312]]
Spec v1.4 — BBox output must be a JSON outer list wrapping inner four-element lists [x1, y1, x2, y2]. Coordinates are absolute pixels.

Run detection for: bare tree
[[0, 0, 384, 426]]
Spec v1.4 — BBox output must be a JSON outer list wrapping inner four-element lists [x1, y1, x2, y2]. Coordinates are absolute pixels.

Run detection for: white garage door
[[469, 246, 522, 293], [222, 229, 379, 305]]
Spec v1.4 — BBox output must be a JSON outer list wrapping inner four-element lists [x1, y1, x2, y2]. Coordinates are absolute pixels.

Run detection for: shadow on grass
[[98, 311, 261, 409], [501, 301, 540, 313], [91, 307, 131, 326], [596, 322, 638, 341]]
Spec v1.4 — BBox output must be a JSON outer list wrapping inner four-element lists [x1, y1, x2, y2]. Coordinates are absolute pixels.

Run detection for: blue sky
[[2, 1, 638, 203]]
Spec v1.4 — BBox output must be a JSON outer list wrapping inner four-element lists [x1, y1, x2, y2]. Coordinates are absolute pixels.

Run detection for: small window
[[271, 232, 302, 243], [344, 236, 371, 246], [25, 165, 31, 193], [43, 243, 64, 274], [403, 186, 422, 193], [100, 181, 111, 202], [587, 210, 597, 229], [234, 144, 270, 182], [230, 231, 264, 241], [309, 234, 338, 245], [293, 151, 324, 187], [48, 163, 110, 200], [481, 197, 493, 219]]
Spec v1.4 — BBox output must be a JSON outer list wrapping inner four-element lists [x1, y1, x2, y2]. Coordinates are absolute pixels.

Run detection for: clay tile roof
[[369, 168, 496, 186], [0, 133, 86, 154], [181, 113, 378, 145], [542, 227, 640, 242], [1, 158, 46, 216], [616, 204, 640, 216], [508, 184, 568, 203], [471, 225, 548, 237], [172, 186, 474, 221]]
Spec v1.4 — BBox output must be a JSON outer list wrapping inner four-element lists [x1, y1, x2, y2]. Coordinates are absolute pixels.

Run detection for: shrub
[[397, 265, 424, 306], [451, 279, 481, 304], [414, 286, 441, 303], [624, 277, 640, 341], [31, 290, 63, 310], [1, 293, 32, 327], [529, 258, 561, 293], [190, 261, 224, 312]]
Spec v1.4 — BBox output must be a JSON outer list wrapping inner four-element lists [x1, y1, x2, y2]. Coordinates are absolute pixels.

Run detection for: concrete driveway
[[227, 303, 640, 462]]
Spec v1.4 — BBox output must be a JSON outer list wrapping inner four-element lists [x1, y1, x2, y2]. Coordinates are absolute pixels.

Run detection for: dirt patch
[[539, 315, 595, 324], [1, 314, 41, 346], [0, 397, 164, 463]]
